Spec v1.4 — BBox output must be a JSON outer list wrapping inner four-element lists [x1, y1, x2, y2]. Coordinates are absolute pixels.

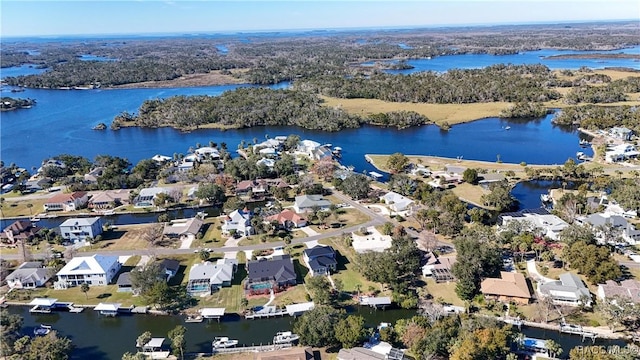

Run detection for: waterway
[[6, 305, 627, 360], [511, 180, 585, 210]]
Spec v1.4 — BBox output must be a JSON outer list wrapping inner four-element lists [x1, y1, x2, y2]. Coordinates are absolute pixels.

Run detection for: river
[[6, 305, 627, 359]]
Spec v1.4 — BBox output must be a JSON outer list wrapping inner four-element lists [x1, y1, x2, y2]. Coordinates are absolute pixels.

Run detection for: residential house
[[83, 167, 104, 184], [246, 255, 297, 293], [58, 217, 103, 243], [158, 259, 181, 281], [6, 261, 51, 289], [576, 213, 640, 245], [221, 208, 253, 236], [162, 217, 204, 239], [597, 279, 640, 304], [187, 258, 238, 295], [134, 187, 167, 207], [302, 245, 337, 276], [498, 208, 568, 240], [43, 191, 88, 212], [0, 220, 43, 245], [297, 139, 322, 158], [265, 209, 307, 229], [538, 272, 592, 307], [194, 146, 221, 160], [609, 127, 634, 141], [88, 189, 131, 209], [55, 254, 121, 288], [351, 226, 392, 253], [37, 159, 66, 174], [235, 179, 268, 198], [151, 154, 172, 164], [428, 171, 463, 188], [380, 191, 414, 213], [116, 272, 133, 292], [478, 173, 506, 190], [293, 195, 332, 213], [605, 144, 640, 163], [256, 158, 276, 169], [480, 272, 532, 304], [421, 252, 456, 283]]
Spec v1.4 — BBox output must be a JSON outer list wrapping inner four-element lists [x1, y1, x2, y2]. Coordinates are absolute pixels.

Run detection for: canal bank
[[6, 305, 630, 360]]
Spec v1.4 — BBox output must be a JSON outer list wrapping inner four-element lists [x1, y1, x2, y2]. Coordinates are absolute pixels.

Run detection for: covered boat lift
[[200, 307, 225, 321], [94, 302, 121, 317], [29, 298, 58, 313]]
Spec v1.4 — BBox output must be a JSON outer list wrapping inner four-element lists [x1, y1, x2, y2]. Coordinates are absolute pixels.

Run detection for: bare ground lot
[[111, 70, 246, 88]]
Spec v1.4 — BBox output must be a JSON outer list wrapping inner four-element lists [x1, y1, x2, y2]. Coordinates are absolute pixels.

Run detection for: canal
[[7, 306, 628, 359]]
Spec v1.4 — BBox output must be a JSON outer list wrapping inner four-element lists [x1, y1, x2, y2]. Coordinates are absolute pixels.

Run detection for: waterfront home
[[538, 272, 592, 307], [43, 191, 88, 212], [134, 187, 168, 207], [380, 191, 414, 213], [421, 252, 456, 283], [158, 259, 180, 281], [55, 254, 121, 288], [293, 195, 332, 213], [428, 171, 463, 188], [88, 189, 131, 209], [302, 245, 337, 276], [265, 209, 307, 229], [338, 347, 386, 360], [235, 179, 268, 198], [605, 144, 640, 163], [597, 279, 640, 304], [245, 255, 297, 294], [58, 216, 103, 243], [498, 208, 568, 241], [187, 258, 238, 295], [162, 217, 204, 239], [116, 272, 133, 292], [576, 213, 640, 245], [83, 167, 104, 184], [37, 159, 66, 174], [351, 226, 392, 253], [480, 272, 532, 304], [6, 261, 51, 289], [0, 220, 43, 245], [478, 173, 506, 190], [194, 146, 221, 160], [221, 208, 253, 236], [297, 139, 321, 158], [609, 127, 634, 141]]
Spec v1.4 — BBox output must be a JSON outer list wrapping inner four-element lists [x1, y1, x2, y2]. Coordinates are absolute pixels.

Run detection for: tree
[[0, 309, 23, 356], [293, 306, 344, 347], [462, 168, 479, 184], [306, 276, 332, 305], [194, 183, 226, 204], [136, 331, 152, 350], [240, 298, 249, 310], [80, 282, 90, 299], [335, 315, 367, 348], [545, 339, 562, 359], [449, 327, 512, 360], [122, 352, 148, 360], [569, 346, 615, 360], [130, 262, 165, 298], [22, 331, 74, 360], [480, 181, 516, 212], [168, 325, 186, 360], [199, 250, 210, 262], [386, 152, 409, 173], [338, 173, 370, 200], [452, 227, 503, 300]]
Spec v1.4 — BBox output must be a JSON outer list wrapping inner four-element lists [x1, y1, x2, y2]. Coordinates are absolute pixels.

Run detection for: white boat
[[504, 126, 511, 130], [273, 331, 300, 344], [184, 314, 203, 323], [33, 324, 52, 336], [576, 151, 586, 160], [579, 139, 590, 147], [212, 336, 238, 348], [540, 194, 551, 203]]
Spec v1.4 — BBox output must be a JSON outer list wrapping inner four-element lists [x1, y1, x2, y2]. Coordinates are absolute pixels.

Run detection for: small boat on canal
[[273, 331, 300, 344], [212, 336, 239, 348], [33, 324, 52, 336]]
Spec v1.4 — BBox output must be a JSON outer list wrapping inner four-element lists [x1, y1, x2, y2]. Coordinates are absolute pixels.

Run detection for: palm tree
[[545, 339, 562, 359], [26, 203, 34, 216], [80, 282, 90, 300]]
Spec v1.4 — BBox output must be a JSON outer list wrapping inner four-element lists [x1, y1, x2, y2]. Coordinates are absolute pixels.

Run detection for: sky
[[1, 0, 638, 37]]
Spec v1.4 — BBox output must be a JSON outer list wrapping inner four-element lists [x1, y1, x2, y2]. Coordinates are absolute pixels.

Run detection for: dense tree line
[[563, 77, 640, 104], [297, 64, 561, 104], [562, 240, 622, 284], [499, 101, 547, 118], [552, 105, 640, 132], [0, 97, 36, 111], [112, 88, 429, 131]]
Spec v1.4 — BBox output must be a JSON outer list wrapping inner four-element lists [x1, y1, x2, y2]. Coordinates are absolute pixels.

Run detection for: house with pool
[[245, 255, 297, 295]]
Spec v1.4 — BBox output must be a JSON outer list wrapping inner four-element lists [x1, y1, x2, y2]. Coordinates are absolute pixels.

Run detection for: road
[[0, 190, 390, 260]]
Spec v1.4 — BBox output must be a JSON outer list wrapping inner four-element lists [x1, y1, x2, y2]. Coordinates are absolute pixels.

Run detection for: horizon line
[[2, 18, 637, 39]]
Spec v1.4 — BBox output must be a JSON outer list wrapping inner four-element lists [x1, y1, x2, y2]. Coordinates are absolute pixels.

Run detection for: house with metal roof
[[538, 272, 592, 307], [55, 254, 121, 288], [498, 208, 568, 240], [187, 258, 238, 295], [59, 216, 103, 243], [162, 217, 203, 239], [221, 208, 253, 236], [293, 195, 332, 213], [576, 213, 640, 245]]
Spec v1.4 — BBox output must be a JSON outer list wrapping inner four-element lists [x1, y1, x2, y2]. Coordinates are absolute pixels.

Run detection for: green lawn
[[423, 278, 465, 307], [319, 237, 382, 294], [192, 218, 225, 248], [9, 285, 145, 307]]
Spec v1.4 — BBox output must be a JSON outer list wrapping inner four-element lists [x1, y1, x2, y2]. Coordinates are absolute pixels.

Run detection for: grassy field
[[80, 224, 158, 252], [0, 197, 48, 218], [321, 95, 510, 126], [319, 237, 384, 294], [11, 285, 145, 307], [423, 278, 465, 307], [449, 182, 490, 208]]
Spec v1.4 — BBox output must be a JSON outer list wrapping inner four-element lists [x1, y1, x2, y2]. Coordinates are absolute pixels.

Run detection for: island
[[0, 97, 35, 111]]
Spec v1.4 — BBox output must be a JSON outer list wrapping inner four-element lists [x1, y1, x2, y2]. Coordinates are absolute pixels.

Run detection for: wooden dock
[[559, 323, 598, 342], [212, 343, 292, 354], [244, 306, 288, 319]]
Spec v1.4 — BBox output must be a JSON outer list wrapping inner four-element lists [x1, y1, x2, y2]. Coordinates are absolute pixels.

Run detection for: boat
[[29, 217, 41, 222], [540, 194, 551, 203], [33, 324, 52, 336], [212, 336, 239, 348], [504, 126, 511, 130], [579, 138, 590, 147], [272, 331, 300, 344], [184, 314, 203, 323], [576, 151, 586, 160]]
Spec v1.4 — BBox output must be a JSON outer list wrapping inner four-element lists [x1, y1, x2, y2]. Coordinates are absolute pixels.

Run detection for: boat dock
[[360, 296, 392, 309], [559, 323, 598, 342], [200, 307, 225, 322], [244, 302, 314, 319], [212, 343, 292, 354]]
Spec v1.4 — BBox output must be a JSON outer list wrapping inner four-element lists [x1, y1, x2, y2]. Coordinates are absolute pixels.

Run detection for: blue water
[[215, 45, 229, 54], [78, 55, 118, 62], [377, 45, 640, 73], [0, 64, 47, 78]]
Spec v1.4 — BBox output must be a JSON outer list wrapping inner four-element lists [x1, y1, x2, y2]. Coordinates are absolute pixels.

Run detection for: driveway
[[526, 259, 555, 284], [299, 226, 319, 237]]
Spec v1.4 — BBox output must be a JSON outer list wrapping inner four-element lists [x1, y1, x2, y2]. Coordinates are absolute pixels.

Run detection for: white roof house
[[576, 212, 640, 245], [135, 187, 168, 207], [351, 226, 392, 253], [55, 254, 121, 288], [498, 209, 568, 240], [380, 191, 414, 212], [293, 195, 332, 213], [605, 144, 640, 163], [194, 146, 220, 159], [187, 258, 238, 295], [6, 262, 51, 289], [151, 154, 172, 163], [162, 217, 204, 238], [221, 209, 253, 236], [538, 272, 592, 307]]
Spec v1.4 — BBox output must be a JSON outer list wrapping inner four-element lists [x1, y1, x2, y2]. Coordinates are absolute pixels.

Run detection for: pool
[[249, 282, 272, 290]]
